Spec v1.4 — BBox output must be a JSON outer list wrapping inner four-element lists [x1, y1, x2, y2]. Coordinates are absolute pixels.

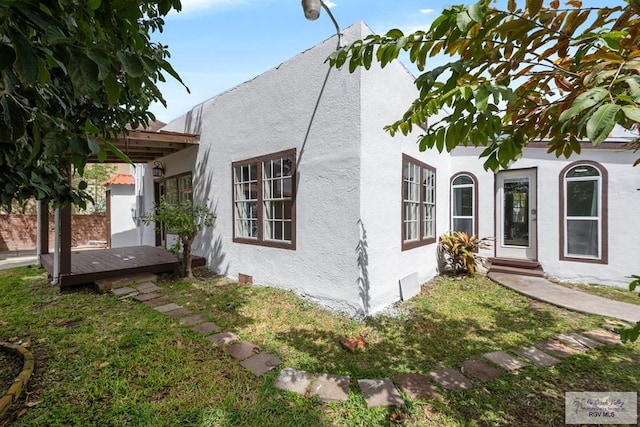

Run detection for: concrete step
[[488, 257, 542, 270], [488, 265, 545, 278], [95, 273, 158, 293]]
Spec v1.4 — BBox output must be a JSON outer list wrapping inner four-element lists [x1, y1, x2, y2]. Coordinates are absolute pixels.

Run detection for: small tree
[[143, 198, 215, 279], [618, 275, 640, 343]]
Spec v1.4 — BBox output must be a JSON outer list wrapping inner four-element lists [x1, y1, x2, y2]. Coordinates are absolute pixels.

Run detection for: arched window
[[560, 162, 607, 263], [451, 173, 477, 236]]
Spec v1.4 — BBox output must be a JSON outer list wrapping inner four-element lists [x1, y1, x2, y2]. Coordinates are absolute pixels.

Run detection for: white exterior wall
[[107, 184, 137, 248], [451, 147, 640, 287], [358, 55, 452, 314], [159, 27, 367, 314]]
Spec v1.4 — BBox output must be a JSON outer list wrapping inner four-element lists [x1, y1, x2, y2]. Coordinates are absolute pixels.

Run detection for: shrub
[[438, 231, 490, 275]]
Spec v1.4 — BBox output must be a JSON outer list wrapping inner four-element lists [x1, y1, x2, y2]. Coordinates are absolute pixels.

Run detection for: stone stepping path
[[461, 358, 503, 382], [110, 278, 281, 377], [108, 278, 623, 408], [358, 378, 403, 408]]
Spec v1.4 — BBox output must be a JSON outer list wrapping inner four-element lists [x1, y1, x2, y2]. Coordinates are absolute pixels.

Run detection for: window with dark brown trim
[[164, 172, 193, 206], [232, 149, 296, 250], [402, 154, 436, 250], [559, 161, 608, 264]]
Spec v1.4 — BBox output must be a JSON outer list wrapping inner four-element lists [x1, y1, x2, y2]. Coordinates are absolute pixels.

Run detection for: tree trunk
[[182, 238, 192, 278]]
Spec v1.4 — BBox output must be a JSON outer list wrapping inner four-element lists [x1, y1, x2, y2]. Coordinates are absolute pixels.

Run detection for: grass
[[552, 279, 640, 306], [0, 266, 638, 426]]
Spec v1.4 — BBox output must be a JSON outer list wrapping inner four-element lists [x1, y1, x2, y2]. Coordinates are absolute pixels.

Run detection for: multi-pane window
[[451, 174, 475, 236], [164, 173, 192, 206], [402, 154, 436, 250], [233, 149, 296, 249], [561, 162, 607, 263]]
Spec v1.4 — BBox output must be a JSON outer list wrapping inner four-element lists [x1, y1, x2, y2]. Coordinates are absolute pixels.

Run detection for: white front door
[[496, 169, 537, 259]]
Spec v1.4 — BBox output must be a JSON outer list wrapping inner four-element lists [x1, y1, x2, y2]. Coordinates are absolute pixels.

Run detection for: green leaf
[[88, 0, 102, 10], [586, 103, 620, 145], [626, 77, 640, 101], [104, 73, 120, 105], [456, 10, 473, 32], [87, 48, 111, 80], [69, 54, 100, 94], [10, 30, 39, 84], [621, 105, 640, 123], [468, 2, 485, 23], [559, 87, 608, 122], [118, 52, 144, 78]]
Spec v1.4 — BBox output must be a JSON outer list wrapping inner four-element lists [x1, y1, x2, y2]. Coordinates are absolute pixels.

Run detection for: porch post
[[36, 199, 49, 264], [60, 202, 72, 277]]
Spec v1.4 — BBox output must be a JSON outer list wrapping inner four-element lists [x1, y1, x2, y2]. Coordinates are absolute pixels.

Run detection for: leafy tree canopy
[[329, 0, 640, 171], [0, 0, 186, 208]]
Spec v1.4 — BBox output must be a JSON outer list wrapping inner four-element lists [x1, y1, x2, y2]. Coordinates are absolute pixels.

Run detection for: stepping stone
[[582, 329, 621, 345], [112, 286, 136, 296], [154, 303, 182, 313], [428, 368, 473, 391], [134, 292, 163, 302], [226, 341, 261, 360], [461, 359, 503, 382], [482, 351, 529, 371], [165, 308, 193, 318], [512, 347, 561, 367], [394, 373, 440, 400], [117, 292, 139, 301], [191, 322, 220, 334], [144, 297, 171, 307], [95, 273, 158, 293], [240, 352, 282, 376], [275, 368, 314, 395], [556, 333, 602, 350], [534, 340, 582, 358], [179, 315, 204, 325], [309, 374, 350, 402], [207, 332, 238, 346], [357, 378, 404, 408], [135, 281, 162, 294]]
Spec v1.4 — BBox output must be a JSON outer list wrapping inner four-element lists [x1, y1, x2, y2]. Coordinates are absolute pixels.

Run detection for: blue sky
[[149, 0, 444, 123], [149, 0, 624, 123]]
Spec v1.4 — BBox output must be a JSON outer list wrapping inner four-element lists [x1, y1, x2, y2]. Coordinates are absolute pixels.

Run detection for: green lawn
[[1, 267, 638, 426]]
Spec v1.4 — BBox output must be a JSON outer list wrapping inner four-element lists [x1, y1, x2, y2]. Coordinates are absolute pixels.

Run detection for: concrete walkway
[[0, 252, 37, 270], [489, 272, 640, 324]]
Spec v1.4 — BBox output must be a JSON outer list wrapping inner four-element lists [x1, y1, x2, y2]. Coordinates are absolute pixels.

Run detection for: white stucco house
[[122, 22, 640, 316]]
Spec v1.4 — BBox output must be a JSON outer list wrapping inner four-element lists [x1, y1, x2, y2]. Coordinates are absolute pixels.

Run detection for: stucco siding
[[160, 28, 366, 314], [358, 52, 453, 314]]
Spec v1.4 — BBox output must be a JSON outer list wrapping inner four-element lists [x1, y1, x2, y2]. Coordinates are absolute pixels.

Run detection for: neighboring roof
[[89, 129, 199, 163], [100, 174, 135, 186]]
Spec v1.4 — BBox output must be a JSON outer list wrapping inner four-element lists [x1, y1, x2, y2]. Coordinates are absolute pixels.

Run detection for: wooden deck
[[40, 246, 205, 288]]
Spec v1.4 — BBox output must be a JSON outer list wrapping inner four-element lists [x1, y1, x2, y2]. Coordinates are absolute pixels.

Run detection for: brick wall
[[0, 215, 107, 251]]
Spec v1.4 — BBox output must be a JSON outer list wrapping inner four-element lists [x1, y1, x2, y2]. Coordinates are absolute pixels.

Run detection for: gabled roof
[[100, 174, 135, 186]]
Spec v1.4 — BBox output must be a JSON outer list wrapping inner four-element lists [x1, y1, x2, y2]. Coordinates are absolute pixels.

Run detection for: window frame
[[450, 172, 478, 237], [163, 172, 193, 206], [401, 154, 436, 251], [559, 161, 608, 264], [232, 148, 296, 250]]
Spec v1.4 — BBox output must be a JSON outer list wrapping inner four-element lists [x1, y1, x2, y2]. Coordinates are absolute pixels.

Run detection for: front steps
[[488, 258, 545, 278]]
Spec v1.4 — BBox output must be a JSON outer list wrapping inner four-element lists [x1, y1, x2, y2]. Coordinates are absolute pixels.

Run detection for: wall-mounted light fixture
[[301, 0, 343, 48], [152, 161, 165, 178]]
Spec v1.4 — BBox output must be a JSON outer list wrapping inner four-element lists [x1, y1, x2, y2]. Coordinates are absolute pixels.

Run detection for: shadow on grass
[[275, 290, 593, 379]]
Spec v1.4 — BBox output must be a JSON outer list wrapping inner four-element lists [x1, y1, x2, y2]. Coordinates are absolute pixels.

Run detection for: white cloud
[[420, 8, 434, 14], [324, 1, 337, 8]]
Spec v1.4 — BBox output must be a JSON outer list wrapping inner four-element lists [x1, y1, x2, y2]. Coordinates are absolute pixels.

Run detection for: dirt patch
[[0, 347, 22, 394]]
